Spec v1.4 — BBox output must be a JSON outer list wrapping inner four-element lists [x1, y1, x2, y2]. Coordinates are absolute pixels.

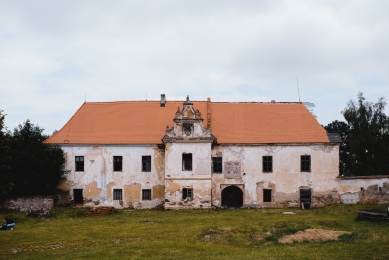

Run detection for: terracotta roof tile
[[44, 100, 329, 145]]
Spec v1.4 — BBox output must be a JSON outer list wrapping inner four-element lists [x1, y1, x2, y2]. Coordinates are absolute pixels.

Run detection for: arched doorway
[[221, 186, 243, 208]]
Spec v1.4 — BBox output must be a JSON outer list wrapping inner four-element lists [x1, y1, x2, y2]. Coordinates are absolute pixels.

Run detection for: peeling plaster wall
[[211, 144, 340, 208], [59, 142, 342, 209], [60, 145, 165, 209], [339, 177, 389, 204], [164, 142, 212, 209]]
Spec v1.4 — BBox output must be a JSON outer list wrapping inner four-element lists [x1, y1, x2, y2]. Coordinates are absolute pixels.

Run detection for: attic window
[[182, 153, 192, 171]]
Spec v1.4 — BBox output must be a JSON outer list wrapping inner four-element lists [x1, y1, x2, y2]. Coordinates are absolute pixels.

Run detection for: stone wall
[[338, 176, 389, 204], [1, 197, 55, 211]]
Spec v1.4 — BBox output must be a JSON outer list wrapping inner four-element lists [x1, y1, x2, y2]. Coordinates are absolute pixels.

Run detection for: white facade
[[55, 97, 347, 209], [59, 142, 340, 209], [60, 144, 165, 209]]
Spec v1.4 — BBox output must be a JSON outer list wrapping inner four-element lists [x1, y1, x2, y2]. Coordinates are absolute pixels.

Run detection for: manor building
[[44, 95, 342, 209]]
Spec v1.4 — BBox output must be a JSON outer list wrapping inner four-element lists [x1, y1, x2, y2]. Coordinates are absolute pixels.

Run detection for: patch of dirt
[[85, 206, 115, 216], [278, 229, 351, 244]]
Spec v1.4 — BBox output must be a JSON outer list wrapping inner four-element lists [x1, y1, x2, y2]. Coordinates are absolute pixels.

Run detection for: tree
[[324, 120, 352, 176], [0, 110, 13, 200], [10, 120, 66, 197], [325, 93, 389, 176]]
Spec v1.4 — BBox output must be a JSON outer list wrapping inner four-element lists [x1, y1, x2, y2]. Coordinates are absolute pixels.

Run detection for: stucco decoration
[[225, 162, 241, 179], [162, 96, 216, 143]]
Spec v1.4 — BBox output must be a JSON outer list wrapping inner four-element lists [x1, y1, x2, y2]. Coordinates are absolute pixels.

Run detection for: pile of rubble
[[85, 206, 116, 216]]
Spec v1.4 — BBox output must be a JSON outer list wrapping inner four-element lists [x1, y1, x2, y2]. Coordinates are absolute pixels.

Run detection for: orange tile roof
[[44, 100, 330, 145]]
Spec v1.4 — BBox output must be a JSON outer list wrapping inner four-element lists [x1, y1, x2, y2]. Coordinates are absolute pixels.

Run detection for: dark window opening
[[263, 156, 273, 173], [182, 188, 193, 201], [113, 189, 123, 200], [142, 189, 151, 201], [263, 189, 272, 202], [301, 155, 311, 172], [142, 156, 151, 172], [113, 156, 122, 172], [182, 153, 192, 171], [212, 157, 222, 173], [73, 189, 83, 204], [75, 156, 84, 172]]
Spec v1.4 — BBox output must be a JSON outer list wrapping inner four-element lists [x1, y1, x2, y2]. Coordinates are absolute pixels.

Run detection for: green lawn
[[1, 204, 388, 259]]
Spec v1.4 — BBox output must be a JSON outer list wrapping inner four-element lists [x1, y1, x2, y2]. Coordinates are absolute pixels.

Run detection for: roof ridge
[[83, 100, 208, 104]]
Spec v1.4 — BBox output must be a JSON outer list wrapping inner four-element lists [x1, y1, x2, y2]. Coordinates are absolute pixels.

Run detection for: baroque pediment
[[162, 96, 216, 143]]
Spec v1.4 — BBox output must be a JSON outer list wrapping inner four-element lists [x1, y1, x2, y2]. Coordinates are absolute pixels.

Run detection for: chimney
[[160, 94, 166, 107], [207, 97, 211, 129]]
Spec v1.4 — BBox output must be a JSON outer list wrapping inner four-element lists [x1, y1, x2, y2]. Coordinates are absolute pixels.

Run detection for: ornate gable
[[162, 96, 216, 143]]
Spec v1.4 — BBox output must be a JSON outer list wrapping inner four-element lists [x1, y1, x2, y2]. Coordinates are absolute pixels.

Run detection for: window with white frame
[[142, 189, 151, 201], [113, 189, 123, 200]]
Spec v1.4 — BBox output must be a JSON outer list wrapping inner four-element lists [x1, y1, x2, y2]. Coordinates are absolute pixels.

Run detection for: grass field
[[1, 204, 388, 259]]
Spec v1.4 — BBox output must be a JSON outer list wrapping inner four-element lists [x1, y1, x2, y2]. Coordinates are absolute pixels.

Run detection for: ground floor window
[[142, 189, 151, 201], [263, 189, 272, 202], [182, 188, 193, 201], [113, 189, 123, 200]]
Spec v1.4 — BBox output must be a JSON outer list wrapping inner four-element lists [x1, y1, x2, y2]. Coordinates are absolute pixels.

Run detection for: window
[[263, 189, 272, 202], [75, 156, 84, 172], [142, 189, 151, 201], [113, 189, 123, 200], [301, 155, 311, 172], [182, 188, 193, 201], [212, 157, 222, 173], [113, 156, 122, 172], [182, 153, 192, 171], [263, 156, 272, 173], [142, 156, 151, 172]]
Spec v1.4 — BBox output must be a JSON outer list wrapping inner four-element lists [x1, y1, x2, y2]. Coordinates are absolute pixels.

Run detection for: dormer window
[[183, 124, 193, 136]]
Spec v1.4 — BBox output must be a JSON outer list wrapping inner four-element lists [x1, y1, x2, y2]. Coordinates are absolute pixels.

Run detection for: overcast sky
[[1, 0, 388, 135]]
